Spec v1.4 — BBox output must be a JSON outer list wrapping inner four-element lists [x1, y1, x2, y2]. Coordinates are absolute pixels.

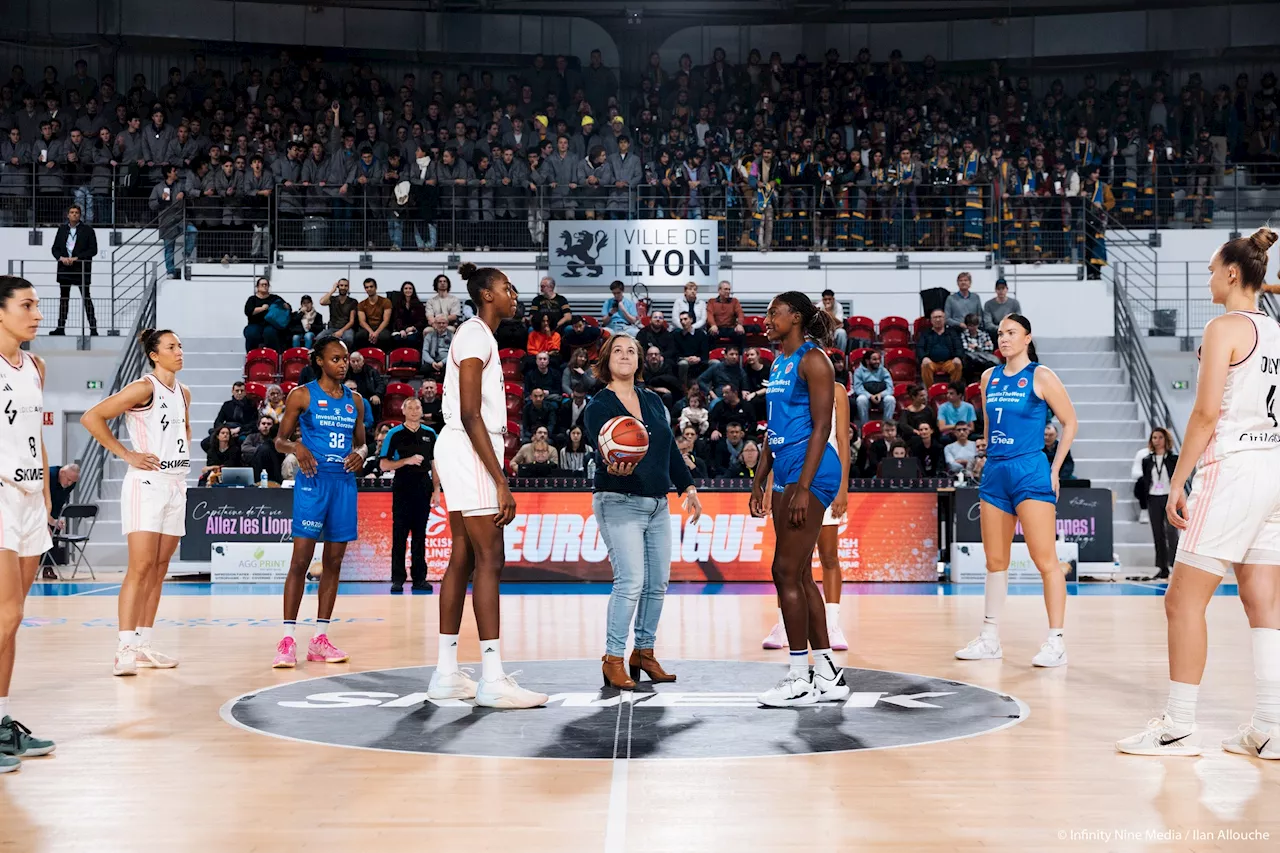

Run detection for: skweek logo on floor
[[223, 660, 1027, 760]]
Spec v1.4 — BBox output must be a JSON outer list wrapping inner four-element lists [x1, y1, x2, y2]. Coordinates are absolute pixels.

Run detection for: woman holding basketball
[[584, 333, 702, 690], [750, 292, 849, 707]]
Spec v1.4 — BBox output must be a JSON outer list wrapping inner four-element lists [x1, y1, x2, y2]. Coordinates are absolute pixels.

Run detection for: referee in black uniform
[[379, 397, 442, 593]]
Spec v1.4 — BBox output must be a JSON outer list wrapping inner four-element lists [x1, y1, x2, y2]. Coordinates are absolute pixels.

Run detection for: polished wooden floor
[[2, 584, 1278, 853]]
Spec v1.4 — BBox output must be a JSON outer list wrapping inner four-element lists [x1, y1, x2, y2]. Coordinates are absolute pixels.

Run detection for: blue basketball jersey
[[765, 340, 824, 455], [299, 381, 358, 476], [984, 363, 1047, 460]]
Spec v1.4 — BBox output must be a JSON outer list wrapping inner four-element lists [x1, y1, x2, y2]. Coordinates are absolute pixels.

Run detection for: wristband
[[355, 445, 369, 459]]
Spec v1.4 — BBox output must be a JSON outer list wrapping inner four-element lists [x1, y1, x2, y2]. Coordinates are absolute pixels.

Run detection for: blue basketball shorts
[[771, 443, 843, 509], [979, 452, 1057, 514], [291, 472, 358, 542]]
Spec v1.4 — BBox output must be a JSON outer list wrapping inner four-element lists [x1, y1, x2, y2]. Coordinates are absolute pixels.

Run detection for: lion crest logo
[[555, 229, 608, 277]]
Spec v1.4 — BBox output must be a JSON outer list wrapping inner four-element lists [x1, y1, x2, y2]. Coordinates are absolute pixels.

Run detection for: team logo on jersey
[[785, 362, 794, 374], [345, 404, 355, 414], [1017, 377, 1028, 388], [160, 414, 170, 430]]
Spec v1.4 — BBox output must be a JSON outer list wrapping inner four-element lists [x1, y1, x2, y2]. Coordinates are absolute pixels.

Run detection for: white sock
[[788, 649, 810, 677], [1048, 628, 1064, 644], [812, 648, 837, 680], [1166, 680, 1200, 727], [118, 630, 135, 649], [776, 607, 785, 627], [1252, 627, 1280, 730], [0, 696, 9, 718], [282, 620, 296, 641], [138, 627, 154, 646], [437, 633, 459, 675], [313, 618, 330, 640], [824, 602, 840, 624], [481, 639, 504, 682], [981, 571, 1008, 639]]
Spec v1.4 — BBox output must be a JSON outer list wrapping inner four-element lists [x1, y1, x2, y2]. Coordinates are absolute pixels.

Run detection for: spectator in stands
[[676, 424, 710, 478], [674, 310, 710, 387], [917, 308, 963, 385], [910, 422, 946, 477], [558, 424, 592, 476], [532, 276, 571, 331], [937, 382, 977, 442], [150, 164, 195, 277], [679, 386, 710, 436], [637, 310, 677, 364], [945, 423, 978, 475], [708, 385, 751, 441], [960, 312, 998, 380], [698, 345, 746, 398], [200, 425, 242, 485], [740, 346, 769, 418], [524, 351, 562, 401], [601, 280, 640, 334], [944, 272, 983, 331], [320, 278, 357, 348], [418, 379, 444, 431], [857, 419, 897, 477], [522, 387, 556, 440], [212, 381, 257, 441], [562, 347, 601, 397], [289, 295, 324, 348], [643, 346, 681, 404], [356, 276, 393, 349], [562, 314, 602, 357], [876, 441, 919, 479], [555, 381, 590, 439], [44, 462, 80, 572], [425, 273, 461, 326], [260, 384, 286, 424], [671, 281, 707, 330], [50, 203, 98, 336], [346, 350, 385, 415], [510, 425, 559, 475], [983, 278, 1021, 336], [241, 415, 275, 460], [726, 440, 761, 479], [389, 281, 427, 351], [243, 276, 288, 352], [852, 349, 895, 425], [711, 420, 748, 475], [1044, 424, 1076, 481], [526, 312, 562, 363], [421, 314, 453, 380], [706, 280, 745, 348], [898, 383, 933, 435], [971, 437, 987, 483], [817, 290, 847, 351]]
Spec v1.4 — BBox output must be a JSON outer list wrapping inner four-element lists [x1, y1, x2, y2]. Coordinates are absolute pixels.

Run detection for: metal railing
[[1105, 161, 1280, 234], [1114, 283, 1182, 445], [75, 270, 159, 507]]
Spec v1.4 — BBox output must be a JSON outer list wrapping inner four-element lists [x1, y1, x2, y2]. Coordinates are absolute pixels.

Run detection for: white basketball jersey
[[1204, 311, 1280, 464], [0, 352, 45, 494], [124, 374, 190, 477], [828, 399, 839, 449], [443, 317, 506, 434]]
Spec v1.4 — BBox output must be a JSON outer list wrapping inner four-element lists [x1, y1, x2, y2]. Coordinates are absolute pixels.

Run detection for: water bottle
[[259, 469, 268, 489], [586, 457, 596, 480]]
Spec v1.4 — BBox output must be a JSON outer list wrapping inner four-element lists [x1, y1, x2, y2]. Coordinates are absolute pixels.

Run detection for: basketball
[[597, 415, 649, 465]]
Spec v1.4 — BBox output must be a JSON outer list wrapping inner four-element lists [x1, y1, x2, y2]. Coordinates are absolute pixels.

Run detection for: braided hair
[[773, 290, 838, 347]]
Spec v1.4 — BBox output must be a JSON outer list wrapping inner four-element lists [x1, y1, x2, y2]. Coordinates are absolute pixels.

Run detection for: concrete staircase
[[1036, 336, 1152, 571]]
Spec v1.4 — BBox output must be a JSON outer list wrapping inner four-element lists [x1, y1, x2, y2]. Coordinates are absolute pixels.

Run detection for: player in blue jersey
[[271, 334, 367, 669], [955, 313, 1078, 668], [749, 291, 851, 707]]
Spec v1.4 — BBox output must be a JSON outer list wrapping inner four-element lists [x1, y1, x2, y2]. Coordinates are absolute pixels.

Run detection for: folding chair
[[46, 504, 99, 580]]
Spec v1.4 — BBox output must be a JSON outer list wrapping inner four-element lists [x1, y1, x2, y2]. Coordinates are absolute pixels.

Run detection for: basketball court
[[3, 579, 1277, 852]]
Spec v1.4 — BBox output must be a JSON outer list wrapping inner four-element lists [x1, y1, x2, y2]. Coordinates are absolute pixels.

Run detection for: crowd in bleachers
[[217, 271, 1047, 484], [2, 49, 1278, 258]]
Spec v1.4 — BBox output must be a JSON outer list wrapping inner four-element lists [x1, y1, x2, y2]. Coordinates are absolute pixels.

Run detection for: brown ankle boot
[[601, 655, 636, 690], [628, 648, 677, 683]]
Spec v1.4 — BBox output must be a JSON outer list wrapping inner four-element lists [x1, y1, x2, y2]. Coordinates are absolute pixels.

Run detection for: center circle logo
[[222, 660, 1028, 760]]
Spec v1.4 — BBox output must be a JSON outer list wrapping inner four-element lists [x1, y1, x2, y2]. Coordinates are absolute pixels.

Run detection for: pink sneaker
[[272, 637, 297, 669], [307, 634, 350, 663]]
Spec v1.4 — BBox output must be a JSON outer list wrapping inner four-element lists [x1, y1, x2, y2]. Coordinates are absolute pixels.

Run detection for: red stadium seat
[[885, 347, 919, 383], [244, 381, 268, 409], [928, 382, 950, 407], [503, 433, 521, 456], [502, 361, 521, 381], [244, 348, 278, 382], [846, 315, 876, 343], [744, 315, 765, 329], [848, 347, 875, 367], [878, 316, 911, 347], [387, 348, 421, 380], [894, 382, 912, 410], [506, 417, 521, 437], [965, 382, 981, 405], [498, 348, 526, 361], [504, 381, 525, 399], [757, 348, 775, 365], [709, 347, 726, 361], [584, 316, 600, 327], [383, 382, 414, 421], [376, 419, 403, 436], [744, 332, 770, 348], [506, 395, 523, 417], [861, 420, 884, 442], [356, 347, 386, 374], [279, 381, 297, 398], [825, 347, 844, 360], [280, 347, 309, 383], [912, 316, 930, 343]]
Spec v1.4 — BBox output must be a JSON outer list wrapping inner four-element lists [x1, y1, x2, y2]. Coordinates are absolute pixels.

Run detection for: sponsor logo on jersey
[[12, 467, 44, 483], [989, 430, 1015, 445], [1237, 431, 1280, 443], [159, 459, 191, 470], [2, 383, 10, 392]]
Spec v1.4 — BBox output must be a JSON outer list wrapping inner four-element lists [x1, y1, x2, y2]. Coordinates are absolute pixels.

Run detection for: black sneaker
[[411, 581, 433, 594], [390, 583, 404, 594]]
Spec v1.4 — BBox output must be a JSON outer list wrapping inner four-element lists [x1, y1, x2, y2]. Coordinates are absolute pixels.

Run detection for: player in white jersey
[[81, 330, 190, 676], [0, 276, 57, 771], [762, 383, 852, 650], [1118, 228, 1280, 759], [429, 263, 547, 710]]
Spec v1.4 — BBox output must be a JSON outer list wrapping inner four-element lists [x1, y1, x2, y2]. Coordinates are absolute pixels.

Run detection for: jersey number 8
[[28, 436, 37, 458]]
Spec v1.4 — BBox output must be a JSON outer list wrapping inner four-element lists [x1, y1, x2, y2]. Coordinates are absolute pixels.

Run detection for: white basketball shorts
[[0, 480, 52, 558], [822, 505, 846, 527], [1176, 451, 1280, 576], [436, 428, 506, 517], [121, 469, 188, 537]]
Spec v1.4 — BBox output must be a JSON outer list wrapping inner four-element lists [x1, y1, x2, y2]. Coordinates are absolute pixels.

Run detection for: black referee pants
[[391, 491, 429, 586]]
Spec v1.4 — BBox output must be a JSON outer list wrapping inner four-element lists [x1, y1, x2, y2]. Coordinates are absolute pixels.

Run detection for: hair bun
[[457, 262, 478, 280], [137, 328, 156, 346], [1250, 227, 1279, 254]]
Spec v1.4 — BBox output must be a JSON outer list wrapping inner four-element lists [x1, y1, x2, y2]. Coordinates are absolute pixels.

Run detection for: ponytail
[[1027, 340, 1039, 362], [1005, 313, 1037, 362]]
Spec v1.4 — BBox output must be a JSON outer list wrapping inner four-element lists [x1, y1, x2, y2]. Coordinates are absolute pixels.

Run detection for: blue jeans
[[593, 493, 672, 657], [388, 217, 403, 249], [292, 332, 316, 348], [163, 224, 198, 274], [855, 392, 895, 424]]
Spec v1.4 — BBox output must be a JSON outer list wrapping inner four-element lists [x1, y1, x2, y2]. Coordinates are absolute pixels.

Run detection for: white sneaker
[[1116, 714, 1202, 756], [474, 672, 548, 709], [1221, 723, 1280, 759], [758, 671, 818, 707], [1138, 509, 1149, 524], [813, 667, 851, 703], [762, 622, 788, 650], [954, 635, 1003, 660], [113, 646, 138, 677], [828, 621, 849, 652], [1031, 637, 1068, 668], [428, 668, 478, 700], [136, 644, 178, 669]]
